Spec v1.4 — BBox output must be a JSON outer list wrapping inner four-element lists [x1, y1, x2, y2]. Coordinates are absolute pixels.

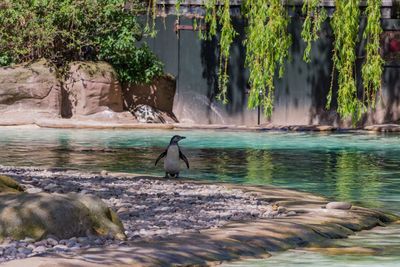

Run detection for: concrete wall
[[145, 16, 400, 126]]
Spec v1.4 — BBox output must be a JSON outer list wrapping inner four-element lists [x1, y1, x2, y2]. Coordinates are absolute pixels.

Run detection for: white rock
[[33, 246, 47, 253], [326, 202, 352, 210]]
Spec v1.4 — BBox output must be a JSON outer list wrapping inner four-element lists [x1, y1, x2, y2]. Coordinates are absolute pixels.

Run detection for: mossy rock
[[0, 178, 125, 241], [0, 175, 24, 193]]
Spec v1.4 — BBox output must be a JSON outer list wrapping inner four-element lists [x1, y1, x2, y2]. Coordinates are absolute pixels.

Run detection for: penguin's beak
[[180, 136, 186, 140]]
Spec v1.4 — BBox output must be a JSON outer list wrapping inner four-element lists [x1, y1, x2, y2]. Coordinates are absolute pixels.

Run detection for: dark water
[[1, 127, 399, 266]]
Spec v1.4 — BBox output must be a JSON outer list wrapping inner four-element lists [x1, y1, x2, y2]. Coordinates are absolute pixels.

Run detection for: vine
[[301, 0, 327, 63], [362, 0, 384, 108], [329, 0, 364, 122], [244, 0, 292, 116]]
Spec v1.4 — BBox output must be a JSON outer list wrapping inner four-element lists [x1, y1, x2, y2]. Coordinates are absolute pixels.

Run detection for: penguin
[[155, 135, 189, 178]]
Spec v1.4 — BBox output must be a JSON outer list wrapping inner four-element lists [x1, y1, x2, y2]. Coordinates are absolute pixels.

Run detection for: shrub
[[0, 0, 163, 84]]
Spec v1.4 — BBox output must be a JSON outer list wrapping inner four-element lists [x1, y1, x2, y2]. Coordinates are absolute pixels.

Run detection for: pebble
[[326, 202, 352, 210], [46, 238, 58, 246], [33, 246, 46, 253], [0, 166, 295, 263], [25, 187, 43, 194]]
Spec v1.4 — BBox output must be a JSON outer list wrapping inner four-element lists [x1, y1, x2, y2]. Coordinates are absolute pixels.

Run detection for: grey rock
[[326, 202, 352, 210], [46, 238, 58, 246], [33, 246, 46, 253], [26, 187, 43, 194], [53, 245, 68, 251], [17, 247, 32, 255]]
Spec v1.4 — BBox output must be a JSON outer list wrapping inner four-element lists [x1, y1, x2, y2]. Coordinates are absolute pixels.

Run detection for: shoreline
[[0, 118, 400, 133], [0, 166, 398, 266]]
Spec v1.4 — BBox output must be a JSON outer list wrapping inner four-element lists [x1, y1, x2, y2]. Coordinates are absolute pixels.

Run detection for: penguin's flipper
[[155, 150, 167, 166], [179, 149, 190, 169]]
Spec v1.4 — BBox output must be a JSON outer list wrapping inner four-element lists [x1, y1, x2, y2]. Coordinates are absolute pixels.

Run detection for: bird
[[155, 135, 189, 178]]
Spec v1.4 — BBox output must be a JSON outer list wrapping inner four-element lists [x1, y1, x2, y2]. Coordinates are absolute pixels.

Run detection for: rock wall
[[63, 61, 124, 118], [0, 60, 61, 122], [0, 60, 134, 124]]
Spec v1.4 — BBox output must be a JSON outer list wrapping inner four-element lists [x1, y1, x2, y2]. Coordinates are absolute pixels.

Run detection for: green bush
[[0, 0, 163, 84]]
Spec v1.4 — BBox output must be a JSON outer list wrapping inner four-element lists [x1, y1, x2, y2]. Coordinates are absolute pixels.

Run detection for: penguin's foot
[[166, 172, 179, 179]]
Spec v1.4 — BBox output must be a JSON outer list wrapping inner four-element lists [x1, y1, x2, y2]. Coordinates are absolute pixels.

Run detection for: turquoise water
[[0, 127, 399, 266]]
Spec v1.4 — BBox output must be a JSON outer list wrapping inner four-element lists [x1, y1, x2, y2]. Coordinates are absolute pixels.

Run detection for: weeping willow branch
[[329, 0, 364, 122], [244, 0, 292, 116], [216, 0, 237, 103], [362, 0, 384, 109], [301, 0, 327, 63]]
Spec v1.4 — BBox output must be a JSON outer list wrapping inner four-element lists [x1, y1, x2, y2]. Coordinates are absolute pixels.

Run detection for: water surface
[[0, 127, 399, 266]]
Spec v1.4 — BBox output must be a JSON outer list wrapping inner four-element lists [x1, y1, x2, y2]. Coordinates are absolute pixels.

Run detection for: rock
[[25, 187, 43, 194], [326, 202, 352, 210], [0, 180, 125, 241], [0, 60, 61, 121], [131, 104, 177, 123], [33, 246, 46, 253], [17, 247, 32, 255], [44, 183, 57, 191], [0, 176, 24, 193], [64, 61, 124, 117], [100, 170, 108, 176], [46, 238, 58, 246], [53, 245, 68, 251]]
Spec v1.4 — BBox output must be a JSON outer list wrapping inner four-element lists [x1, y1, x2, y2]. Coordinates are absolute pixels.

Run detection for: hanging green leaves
[[301, 0, 327, 63], [204, 0, 218, 39], [362, 0, 384, 108], [244, 0, 292, 116], [217, 0, 237, 103], [329, 0, 364, 122]]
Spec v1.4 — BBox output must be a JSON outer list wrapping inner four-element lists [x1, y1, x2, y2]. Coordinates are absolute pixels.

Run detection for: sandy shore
[[0, 167, 398, 266]]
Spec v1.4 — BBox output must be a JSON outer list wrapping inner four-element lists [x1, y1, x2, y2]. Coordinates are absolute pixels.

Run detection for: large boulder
[[122, 75, 178, 123], [0, 176, 125, 241], [64, 61, 124, 117], [0, 60, 61, 121]]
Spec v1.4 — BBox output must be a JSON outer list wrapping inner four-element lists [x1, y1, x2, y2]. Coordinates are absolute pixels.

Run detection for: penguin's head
[[170, 135, 186, 144]]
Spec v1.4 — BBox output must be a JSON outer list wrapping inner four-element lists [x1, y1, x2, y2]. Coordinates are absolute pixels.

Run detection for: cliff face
[[0, 60, 177, 125]]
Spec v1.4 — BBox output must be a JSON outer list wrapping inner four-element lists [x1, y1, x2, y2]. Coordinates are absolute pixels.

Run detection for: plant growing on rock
[[0, 0, 163, 84]]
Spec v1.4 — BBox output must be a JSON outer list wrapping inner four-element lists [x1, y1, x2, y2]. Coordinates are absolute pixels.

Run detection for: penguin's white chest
[[164, 145, 180, 173]]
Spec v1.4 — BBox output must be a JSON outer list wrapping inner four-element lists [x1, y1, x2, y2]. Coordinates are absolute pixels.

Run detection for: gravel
[[0, 166, 294, 263]]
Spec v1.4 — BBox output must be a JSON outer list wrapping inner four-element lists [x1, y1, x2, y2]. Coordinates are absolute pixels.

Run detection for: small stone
[[17, 247, 33, 255], [100, 170, 108, 176], [46, 238, 58, 246], [326, 202, 352, 210], [53, 245, 68, 251], [287, 211, 297, 216], [277, 206, 287, 213], [117, 207, 129, 214], [44, 183, 57, 191], [33, 246, 47, 253], [26, 187, 43, 194]]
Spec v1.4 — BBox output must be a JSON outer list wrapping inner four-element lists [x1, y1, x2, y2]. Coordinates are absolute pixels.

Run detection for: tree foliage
[[169, 0, 384, 122], [0, 0, 163, 84], [329, 0, 364, 121], [362, 0, 384, 108]]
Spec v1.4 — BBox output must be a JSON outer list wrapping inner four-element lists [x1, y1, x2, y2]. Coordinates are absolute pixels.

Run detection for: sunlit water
[[0, 127, 399, 266]]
